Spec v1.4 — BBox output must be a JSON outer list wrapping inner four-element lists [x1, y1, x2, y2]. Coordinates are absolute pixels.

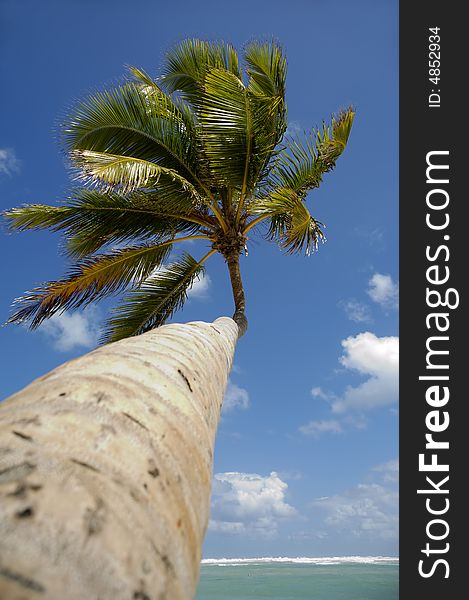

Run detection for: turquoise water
[[195, 559, 398, 600]]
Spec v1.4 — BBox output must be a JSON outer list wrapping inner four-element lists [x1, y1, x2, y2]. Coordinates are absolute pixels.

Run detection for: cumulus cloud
[[367, 273, 399, 311], [222, 380, 250, 413], [339, 299, 372, 323], [300, 332, 398, 434], [209, 471, 296, 537], [299, 419, 343, 438], [38, 309, 100, 351], [188, 272, 211, 299], [312, 460, 398, 541], [340, 332, 398, 376], [332, 332, 399, 413], [0, 148, 21, 176]]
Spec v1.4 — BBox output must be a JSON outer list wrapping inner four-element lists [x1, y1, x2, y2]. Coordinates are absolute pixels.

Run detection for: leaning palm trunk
[[0, 317, 238, 600]]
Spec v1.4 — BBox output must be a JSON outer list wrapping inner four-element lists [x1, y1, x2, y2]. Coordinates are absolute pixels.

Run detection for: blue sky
[[0, 0, 398, 557]]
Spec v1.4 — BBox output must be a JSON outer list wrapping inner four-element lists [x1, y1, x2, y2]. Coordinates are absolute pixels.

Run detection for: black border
[[400, 2, 464, 595]]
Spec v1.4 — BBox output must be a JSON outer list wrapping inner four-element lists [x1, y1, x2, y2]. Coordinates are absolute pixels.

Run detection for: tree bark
[[0, 317, 238, 600], [226, 254, 248, 337]]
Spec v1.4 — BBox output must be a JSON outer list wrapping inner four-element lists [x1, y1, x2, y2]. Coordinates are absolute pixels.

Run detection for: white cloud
[[310, 386, 330, 401], [300, 397, 368, 436], [314, 484, 398, 540], [372, 458, 399, 483], [286, 120, 302, 136], [367, 273, 399, 311], [312, 460, 398, 541], [38, 309, 100, 352], [209, 471, 296, 537], [187, 272, 211, 299], [299, 419, 343, 438], [332, 332, 399, 413], [340, 331, 398, 376], [0, 148, 21, 176], [339, 299, 372, 323], [222, 380, 250, 413], [301, 332, 398, 435], [342, 413, 369, 430]]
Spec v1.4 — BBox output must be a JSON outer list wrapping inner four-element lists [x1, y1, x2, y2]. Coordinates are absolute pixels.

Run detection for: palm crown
[[4, 39, 354, 341]]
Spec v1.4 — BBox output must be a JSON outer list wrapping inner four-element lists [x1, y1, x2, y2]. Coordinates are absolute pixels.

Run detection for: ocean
[[195, 557, 398, 600]]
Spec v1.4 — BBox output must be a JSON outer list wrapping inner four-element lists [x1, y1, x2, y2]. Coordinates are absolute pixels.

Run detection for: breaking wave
[[201, 556, 399, 566]]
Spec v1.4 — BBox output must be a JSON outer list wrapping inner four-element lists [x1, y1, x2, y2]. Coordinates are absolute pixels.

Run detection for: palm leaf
[[243, 42, 287, 184], [268, 108, 355, 197], [4, 204, 73, 232], [198, 68, 282, 193], [245, 41, 287, 97], [250, 187, 325, 255], [102, 252, 209, 343], [63, 83, 200, 184], [59, 189, 213, 257], [128, 66, 163, 90], [198, 68, 253, 189], [3, 189, 210, 258], [159, 39, 240, 103], [71, 150, 203, 196], [7, 242, 175, 328], [316, 107, 355, 166], [128, 66, 198, 136]]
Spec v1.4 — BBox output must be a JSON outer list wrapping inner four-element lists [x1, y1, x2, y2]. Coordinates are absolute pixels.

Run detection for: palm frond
[[63, 83, 199, 184], [245, 94, 286, 191], [268, 107, 355, 197], [3, 204, 72, 232], [3, 189, 207, 257], [199, 68, 282, 193], [198, 68, 252, 189], [242, 42, 288, 183], [102, 252, 210, 343], [71, 150, 203, 196], [128, 66, 198, 135], [128, 66, 162, 89], [250, 187, 325, 255], [7, 242, 175, 328], [159, 39, 240, 103], [316, 107, 355, 166], [245, 41, 287, 100]]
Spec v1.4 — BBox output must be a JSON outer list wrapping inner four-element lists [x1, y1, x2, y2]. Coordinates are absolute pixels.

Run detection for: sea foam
[[201, 556, 398, 566]]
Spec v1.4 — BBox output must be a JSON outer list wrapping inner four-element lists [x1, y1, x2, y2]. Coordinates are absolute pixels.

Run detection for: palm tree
[[4, 39, 353, 339], [1, 40, 354, 598]]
